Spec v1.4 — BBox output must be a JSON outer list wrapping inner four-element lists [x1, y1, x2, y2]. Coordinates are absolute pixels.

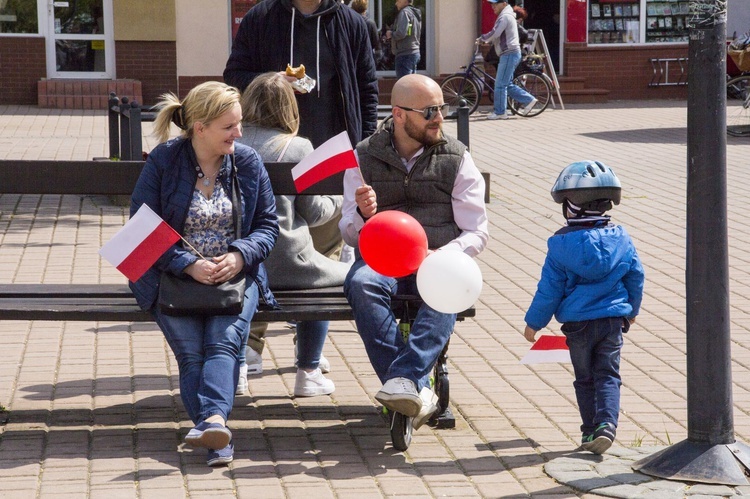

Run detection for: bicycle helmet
[[551, 161, 621, 209]]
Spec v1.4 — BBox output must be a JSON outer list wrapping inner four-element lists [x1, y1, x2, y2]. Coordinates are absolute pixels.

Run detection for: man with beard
[[339, 74, 489, 430]]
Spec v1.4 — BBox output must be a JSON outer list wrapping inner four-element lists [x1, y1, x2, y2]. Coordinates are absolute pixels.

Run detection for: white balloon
[[416, 250, 483, 314]]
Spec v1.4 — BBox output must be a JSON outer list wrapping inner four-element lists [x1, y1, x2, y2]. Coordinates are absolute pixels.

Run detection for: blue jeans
[[153, 278, 259, 424], [561, 317, 625, 434], [296, 320, 329, 370], [395, 52, 420, 79], [344, 258, 456, 390], [494, 50, 535, 115]]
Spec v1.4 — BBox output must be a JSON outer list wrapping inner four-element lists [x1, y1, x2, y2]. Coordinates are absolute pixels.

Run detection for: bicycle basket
[[729, 47, 750, 72]]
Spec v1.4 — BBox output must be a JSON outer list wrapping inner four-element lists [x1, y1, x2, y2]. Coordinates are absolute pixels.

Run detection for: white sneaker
[[486, 112, 509, 120], [294, 368, 335, 397], [412, 386, 439, 430], [294, 341, 331, 374], [375, 377, 421, 417], [521, 98, 538, 116], [245, 346, 263, 375], [236, 363, 248, 395]]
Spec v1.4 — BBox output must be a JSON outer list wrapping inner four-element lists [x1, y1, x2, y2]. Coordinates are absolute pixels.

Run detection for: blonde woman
[[130, 81, 279, 466], [236, 73, 349, 397]]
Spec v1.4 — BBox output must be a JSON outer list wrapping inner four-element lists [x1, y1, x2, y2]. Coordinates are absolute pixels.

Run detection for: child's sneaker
[[236, 363, 248, 395], [581, 422, 616, 454]]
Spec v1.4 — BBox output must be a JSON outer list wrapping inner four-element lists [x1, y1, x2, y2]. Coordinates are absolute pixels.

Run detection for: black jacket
[[224, 0, 379, 146]]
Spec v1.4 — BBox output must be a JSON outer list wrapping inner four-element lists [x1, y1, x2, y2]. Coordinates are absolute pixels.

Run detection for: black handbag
[[158, 156, 246, 316]]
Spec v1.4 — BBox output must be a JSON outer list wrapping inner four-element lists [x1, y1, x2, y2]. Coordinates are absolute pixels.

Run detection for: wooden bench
[[0, 159, 489, 437]]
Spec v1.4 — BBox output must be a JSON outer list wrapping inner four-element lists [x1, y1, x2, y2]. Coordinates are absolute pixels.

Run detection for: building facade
[[0, 0, 746, 107]]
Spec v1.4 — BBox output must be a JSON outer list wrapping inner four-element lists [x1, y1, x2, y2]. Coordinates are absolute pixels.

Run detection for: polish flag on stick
[[520, 335, 571, 364], [99, 204, 181, 282], [291, 131, 360, 192]]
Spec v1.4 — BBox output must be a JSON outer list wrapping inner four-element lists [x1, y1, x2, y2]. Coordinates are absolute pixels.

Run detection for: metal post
[[119, 97, 132, 161], [108, 93, 120, 160], [632, 0, 750, 485], [128, 101, 143, 161], [456, 99, 470, 150]]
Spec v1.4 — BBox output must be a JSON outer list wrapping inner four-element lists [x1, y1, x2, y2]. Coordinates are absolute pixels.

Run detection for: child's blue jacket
[[524, 223, 644, 331]]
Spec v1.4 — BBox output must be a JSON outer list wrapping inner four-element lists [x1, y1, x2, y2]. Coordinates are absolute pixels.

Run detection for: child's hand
[[628, 317, 636, 325], [523, 325, 537, 343]]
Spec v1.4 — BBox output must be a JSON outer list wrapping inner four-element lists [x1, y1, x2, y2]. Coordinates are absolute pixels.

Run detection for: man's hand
[[523, 325, 538, 343], [356, 184, 378, 219]]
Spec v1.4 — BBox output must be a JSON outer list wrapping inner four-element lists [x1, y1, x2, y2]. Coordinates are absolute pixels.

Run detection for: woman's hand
[[184, 259, 218, 285], [210, 252, 245, 283]]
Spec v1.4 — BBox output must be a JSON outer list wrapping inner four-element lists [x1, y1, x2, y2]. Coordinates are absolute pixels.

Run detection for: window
[[644, 0, 688, 43], [588, 1, 640, 44], [0, 0, 39, 34]]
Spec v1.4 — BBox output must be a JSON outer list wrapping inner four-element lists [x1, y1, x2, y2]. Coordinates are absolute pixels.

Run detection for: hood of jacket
[[549, 224, 634, 282], [280, 0, 341, 17], [405, 5, 422, 21]]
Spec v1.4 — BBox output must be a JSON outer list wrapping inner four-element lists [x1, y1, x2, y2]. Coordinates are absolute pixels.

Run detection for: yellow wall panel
[[113, 0, 176, 41]]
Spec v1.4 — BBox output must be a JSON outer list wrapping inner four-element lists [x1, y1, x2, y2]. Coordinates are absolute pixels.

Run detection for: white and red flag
[[99, 204, 181, 282], [291, 131, 359, 192], [520, 335, 571, 365]]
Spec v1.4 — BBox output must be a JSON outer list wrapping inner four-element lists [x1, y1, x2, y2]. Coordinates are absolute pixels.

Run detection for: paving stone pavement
[[0, 101, 750, 498]]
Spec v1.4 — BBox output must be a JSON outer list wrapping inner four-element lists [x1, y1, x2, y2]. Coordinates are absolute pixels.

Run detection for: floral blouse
[[183, 181, 235, 258]]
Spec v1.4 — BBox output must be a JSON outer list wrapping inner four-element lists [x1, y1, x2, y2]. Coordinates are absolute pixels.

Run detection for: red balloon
[[359, 211, 428, 277]]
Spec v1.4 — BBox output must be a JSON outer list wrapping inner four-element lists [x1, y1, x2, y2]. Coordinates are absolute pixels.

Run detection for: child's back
[[523, 160, 645, 456]]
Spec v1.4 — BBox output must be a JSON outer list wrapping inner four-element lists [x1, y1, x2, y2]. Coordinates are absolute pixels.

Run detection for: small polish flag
[[291, 131, 359, 192], [99, 204, 181, 282], [520, 335, 571, 364]]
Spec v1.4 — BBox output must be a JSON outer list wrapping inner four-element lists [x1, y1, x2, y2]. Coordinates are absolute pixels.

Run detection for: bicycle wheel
[[727, 75, 750, 137], [508, 71, 551, 117], [440, 74, 482, 116]]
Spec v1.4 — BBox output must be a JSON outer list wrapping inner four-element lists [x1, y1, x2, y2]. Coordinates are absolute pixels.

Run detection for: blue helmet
[[551, 160, 621, 207]]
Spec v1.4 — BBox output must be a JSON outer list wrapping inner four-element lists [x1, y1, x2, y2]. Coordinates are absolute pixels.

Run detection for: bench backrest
[[0, 160, 490, 201]]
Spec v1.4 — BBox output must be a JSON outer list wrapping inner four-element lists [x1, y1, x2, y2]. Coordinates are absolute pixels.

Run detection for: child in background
[[523, 160, 645, 455]]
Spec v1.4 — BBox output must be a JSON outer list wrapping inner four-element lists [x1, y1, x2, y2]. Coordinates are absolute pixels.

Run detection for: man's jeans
[[561, 317, 625, 434], [153, 279, 259, 424], [344, 258, 456, 390], [493, 50, 534, 115], [395, 52, 420, 79]]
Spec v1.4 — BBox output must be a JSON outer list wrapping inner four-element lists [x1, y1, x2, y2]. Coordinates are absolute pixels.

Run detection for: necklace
[[195, 164, 219, 187]]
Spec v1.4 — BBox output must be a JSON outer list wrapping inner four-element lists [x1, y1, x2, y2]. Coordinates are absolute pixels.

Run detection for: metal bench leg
[[429, 339, 455, 429]]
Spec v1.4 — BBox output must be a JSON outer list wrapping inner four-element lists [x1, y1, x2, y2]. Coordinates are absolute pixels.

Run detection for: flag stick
[[356, 166, 366, 187], [179, 236, 208, 261]]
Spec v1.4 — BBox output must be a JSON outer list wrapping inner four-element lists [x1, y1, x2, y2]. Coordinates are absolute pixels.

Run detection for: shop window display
[[588, 0, 640, 44], [644, 0, 689, 42]]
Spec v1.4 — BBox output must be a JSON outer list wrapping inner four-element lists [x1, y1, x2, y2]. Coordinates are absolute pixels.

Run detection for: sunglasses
[[395, 103, 451, 121]]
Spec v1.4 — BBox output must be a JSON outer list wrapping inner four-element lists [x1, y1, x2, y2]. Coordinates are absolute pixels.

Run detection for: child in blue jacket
[[524, 161, 645, 455]]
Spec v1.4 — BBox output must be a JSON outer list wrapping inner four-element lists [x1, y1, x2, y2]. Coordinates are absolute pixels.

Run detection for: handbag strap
[[230, 153, 241, 240], [276, 137, 292, 162]]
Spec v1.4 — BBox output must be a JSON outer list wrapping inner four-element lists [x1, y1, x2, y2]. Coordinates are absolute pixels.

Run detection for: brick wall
[[115, 41, 177, 106], [564, 43, 690, 100], [0, 37, 47, 105]]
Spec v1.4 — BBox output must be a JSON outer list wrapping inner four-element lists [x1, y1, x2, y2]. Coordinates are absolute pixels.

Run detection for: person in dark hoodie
[[224, 0, 378, 149], [386, 0, 422, 78]]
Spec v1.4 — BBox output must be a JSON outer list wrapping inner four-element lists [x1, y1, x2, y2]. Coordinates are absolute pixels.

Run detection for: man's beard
[[404, 117, 443, 147]]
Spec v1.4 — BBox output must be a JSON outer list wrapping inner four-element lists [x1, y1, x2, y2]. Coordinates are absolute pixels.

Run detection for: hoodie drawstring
[[289, 7, 322, 97]]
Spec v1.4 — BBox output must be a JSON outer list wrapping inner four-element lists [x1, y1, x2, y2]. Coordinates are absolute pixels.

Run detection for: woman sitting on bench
[[129, 81, 278, 467]]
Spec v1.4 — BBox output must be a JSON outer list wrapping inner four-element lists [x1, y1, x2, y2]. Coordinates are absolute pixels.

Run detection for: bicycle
[[440, 43, 553, 117], [726, 69, 750, 137]]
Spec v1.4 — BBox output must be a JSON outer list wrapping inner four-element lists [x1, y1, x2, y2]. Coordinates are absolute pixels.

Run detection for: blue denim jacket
[[525, 223, 644, 331], [128, 138, 279, 312]]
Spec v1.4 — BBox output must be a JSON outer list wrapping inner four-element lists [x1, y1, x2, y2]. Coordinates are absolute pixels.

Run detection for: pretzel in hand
[[285, 64, 306, 79], [284, 64, 315, 93]]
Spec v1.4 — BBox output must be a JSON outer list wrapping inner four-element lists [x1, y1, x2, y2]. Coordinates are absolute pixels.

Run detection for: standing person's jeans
[[153, 278, 259, 424], [344, 258, 456, 390], [395, 52, 420, 79], [493, 49, 535, 115], [561, 317, 625, 434], [296, 320, 329, 370]]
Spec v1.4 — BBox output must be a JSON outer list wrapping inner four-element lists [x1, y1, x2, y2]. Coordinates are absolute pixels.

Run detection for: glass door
[[372, 0, 429, 74], [46, 0, 114, 78]]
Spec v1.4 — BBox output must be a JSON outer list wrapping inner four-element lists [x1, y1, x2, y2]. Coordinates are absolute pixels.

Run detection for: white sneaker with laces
[[486, 111, 509, 121], [375, 377, 421, 417], [521, 98, 538, 116], [294, 368, 335, 397], [412, 386, 439, 430], [245, 346, 263, 375], [236, 363, 248, 395]]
